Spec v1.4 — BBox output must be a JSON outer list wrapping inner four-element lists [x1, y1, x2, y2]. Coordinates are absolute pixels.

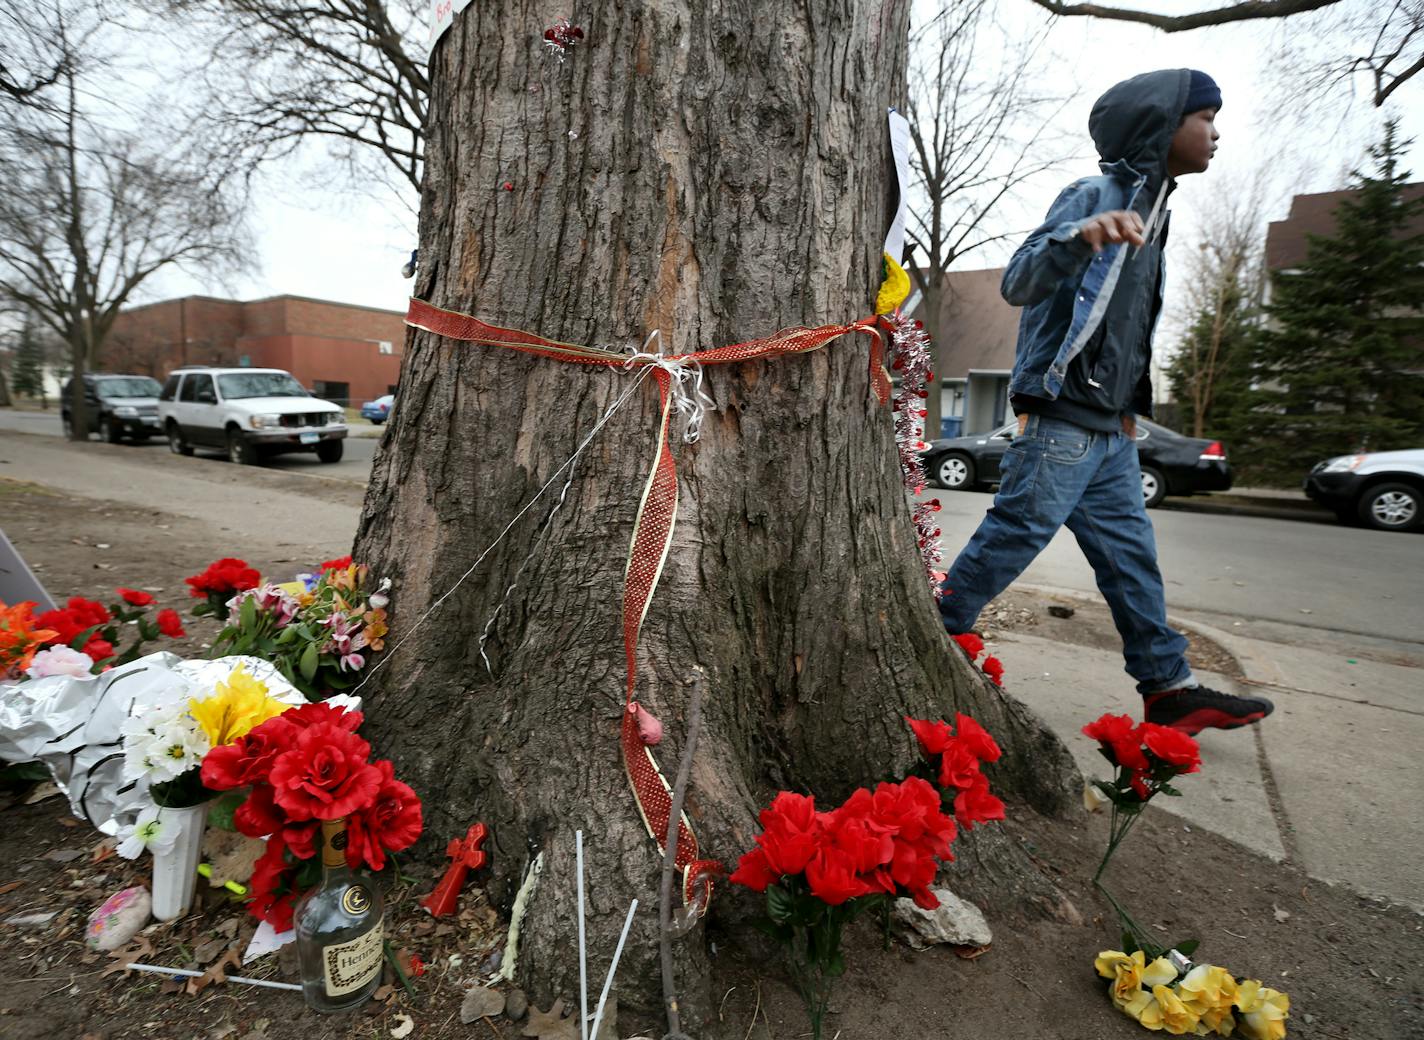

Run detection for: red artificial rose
[[754, 792, 823, 877], [233, 783, 285, 837], [1128, 769, 1152, 801], [937, 741, 982, 791], [953, 773, 1006, 830], [36, 597, 111, 648], [346, 760, 423, 871], [185, 557, 261, 598], [951, 632, 984, 661], [155, 608, 185, 638], [80, 634, 115, 664], [282, 820, 321, 860], [1081, 712, 1149, 771], [804, 848, 871, 906], [954, 713, 1001, 763], [117, 588, 155, 607], [1139, 723, 1202, 774], [66, 597, 110, 628], [906, 716, 953, 757], [729, 846, 778, 892], [267, 722, 381, 821], [283, 700, 364, 733], [320, 555, 353, 572], [202, 716, 298, 790], [248, 836, 298, 931], [981, 656, 1005, 686], [822, 789, 894, 875]]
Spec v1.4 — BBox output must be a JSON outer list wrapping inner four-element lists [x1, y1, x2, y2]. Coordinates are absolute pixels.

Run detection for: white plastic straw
[[576, 830, 589, 1040], [125, 962, 302, 992], [589, 898, 638, 1040]]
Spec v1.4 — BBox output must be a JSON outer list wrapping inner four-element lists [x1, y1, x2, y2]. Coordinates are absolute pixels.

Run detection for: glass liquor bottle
[[294, 817, 385, 1012]]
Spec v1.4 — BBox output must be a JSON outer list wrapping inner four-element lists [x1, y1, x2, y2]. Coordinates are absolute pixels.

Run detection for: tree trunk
[[922, 276, 945, 441], [354, 3, 1076, 1034], [0, 367, 11, 407]]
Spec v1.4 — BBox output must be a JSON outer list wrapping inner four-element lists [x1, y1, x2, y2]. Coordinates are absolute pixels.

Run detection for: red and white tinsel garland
[[886, 312, 945, 601]]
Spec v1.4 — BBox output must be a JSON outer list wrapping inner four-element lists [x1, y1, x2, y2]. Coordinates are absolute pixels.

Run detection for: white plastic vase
[[151, 802, 208, 921]]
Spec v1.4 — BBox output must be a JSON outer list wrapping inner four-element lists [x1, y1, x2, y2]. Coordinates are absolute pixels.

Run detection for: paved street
[[926, 486, 1422, 647], [0, 407, 380, 483]]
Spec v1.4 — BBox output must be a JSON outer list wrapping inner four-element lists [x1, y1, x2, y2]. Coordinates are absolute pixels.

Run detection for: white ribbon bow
[[624, 330, 716, 444]]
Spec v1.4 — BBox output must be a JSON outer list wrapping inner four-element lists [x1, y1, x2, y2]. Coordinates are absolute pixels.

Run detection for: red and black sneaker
[[1143, 684, 1274, 736]]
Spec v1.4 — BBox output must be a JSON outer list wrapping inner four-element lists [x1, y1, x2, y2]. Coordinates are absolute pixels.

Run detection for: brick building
[[105, 294, 405, 406]]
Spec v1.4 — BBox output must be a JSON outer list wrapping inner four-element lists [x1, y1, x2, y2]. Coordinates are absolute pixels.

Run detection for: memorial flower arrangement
[[1082, 712, 1290, 1037], [200, 698, 422, 930], [186, 555, 391, 699], [731, 714, 1005, 1039], [117, 664, 290, 824], [1, 590, 186, 681]]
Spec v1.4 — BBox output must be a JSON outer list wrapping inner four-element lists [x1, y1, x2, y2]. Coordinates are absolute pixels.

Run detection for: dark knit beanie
[[1184, 70, 1222, 114]]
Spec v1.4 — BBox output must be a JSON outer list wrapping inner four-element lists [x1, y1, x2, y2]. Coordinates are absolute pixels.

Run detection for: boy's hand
[[1077, 211, 1145, 252]]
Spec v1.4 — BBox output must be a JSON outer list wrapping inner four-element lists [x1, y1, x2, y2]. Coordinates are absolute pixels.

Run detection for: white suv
[[157, 367, 348, 465]]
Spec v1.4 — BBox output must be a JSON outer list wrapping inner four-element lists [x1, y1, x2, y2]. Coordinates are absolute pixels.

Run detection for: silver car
[[1304, 448, 1424, 532]]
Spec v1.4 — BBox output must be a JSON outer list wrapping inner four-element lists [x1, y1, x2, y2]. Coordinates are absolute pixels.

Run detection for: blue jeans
[[937, 414, 1194, 695]]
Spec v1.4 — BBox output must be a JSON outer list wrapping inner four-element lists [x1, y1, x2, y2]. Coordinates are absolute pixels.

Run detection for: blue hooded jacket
[[1002, 69, 1195, 421]]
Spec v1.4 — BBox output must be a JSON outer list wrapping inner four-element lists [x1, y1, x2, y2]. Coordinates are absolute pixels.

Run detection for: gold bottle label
[[322, 918, 384, 997], [321, 819, 349, 868]]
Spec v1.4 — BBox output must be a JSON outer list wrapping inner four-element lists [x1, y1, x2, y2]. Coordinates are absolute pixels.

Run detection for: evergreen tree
[[1242, 120, 1424, 484], [11, 318, 45, 398]]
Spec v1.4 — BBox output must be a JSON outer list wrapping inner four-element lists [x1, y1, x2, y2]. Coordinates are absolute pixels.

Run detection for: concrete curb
[[1158, 492, 1333, 524]]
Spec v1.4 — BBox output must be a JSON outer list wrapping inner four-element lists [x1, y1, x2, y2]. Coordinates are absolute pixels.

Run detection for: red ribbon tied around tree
[[405, 297, 891, 915]]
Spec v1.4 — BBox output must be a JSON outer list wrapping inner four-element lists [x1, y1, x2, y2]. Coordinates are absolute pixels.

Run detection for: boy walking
[[938, 69, 1273, 736]]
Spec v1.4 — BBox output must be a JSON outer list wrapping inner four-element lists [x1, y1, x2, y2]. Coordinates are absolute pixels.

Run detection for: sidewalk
[[990, 585, 1424, 913]]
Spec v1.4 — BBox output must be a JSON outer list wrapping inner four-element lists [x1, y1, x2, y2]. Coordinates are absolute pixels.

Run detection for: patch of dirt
[[2, 480, 1420, 1040], [978, 589, 1244, 679]]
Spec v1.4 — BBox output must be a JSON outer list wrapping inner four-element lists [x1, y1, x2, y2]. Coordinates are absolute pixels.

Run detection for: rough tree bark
[[354, 3, 1077, 1034]]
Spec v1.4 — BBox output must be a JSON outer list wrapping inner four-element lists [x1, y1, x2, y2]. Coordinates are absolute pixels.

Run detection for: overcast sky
[[147, 2, 1422, 332]]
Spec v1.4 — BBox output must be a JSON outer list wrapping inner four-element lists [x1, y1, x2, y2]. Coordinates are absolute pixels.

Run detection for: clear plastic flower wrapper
[[0, 651, 351, 836]]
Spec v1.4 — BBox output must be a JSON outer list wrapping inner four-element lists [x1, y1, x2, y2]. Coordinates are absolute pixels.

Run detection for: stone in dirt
[[505, 987, 529, 1020], [461, 982, 506, 1023], [891, 889, 992, 950], [86, 886, 151, 951], [1048, 604, 1075, 619]]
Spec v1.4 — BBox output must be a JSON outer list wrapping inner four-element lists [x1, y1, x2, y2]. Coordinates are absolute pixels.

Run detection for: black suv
[[60, 374, 165, 443]]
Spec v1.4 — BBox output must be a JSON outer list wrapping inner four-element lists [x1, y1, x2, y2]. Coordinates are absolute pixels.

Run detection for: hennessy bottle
[[294, 817, 385, 1012]]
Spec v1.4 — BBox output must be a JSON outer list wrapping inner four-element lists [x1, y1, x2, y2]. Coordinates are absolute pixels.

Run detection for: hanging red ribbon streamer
[[406, 297, 891, 912]]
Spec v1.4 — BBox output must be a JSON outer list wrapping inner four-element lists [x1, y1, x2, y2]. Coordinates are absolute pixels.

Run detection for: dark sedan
[[920, 418, 1232, 508]]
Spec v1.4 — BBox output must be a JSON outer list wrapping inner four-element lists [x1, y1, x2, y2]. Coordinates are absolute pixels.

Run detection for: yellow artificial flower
[[189, 665, 289, 747], [275, 580, 306, 598], [1095, 950, 1177, 1012], [1235, 980, 1290, 1040], [1136, 984, 1201, 1035], [1179, 964, 1238, 1036]]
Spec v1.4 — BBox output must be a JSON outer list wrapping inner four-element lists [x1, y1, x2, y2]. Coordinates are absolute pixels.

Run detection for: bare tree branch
[[148, 0, 428, 193], [1024, 0, 1341, 32]]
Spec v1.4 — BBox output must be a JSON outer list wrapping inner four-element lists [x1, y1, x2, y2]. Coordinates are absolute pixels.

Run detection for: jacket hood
[[1089, 69, 1190, 185]]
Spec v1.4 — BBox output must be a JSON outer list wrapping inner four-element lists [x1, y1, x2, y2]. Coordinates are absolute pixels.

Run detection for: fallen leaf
[[373, 983, 395, 1002], [0, 881, 22, 896], [952, 942, 992, 960], [390, 1013, 415, 1039], [101, 936, 156, 977], [43, 848, 85, 863], [57, 817, 79, 828], [523, 999, 577, 1040], [193, 937, 226, 964], [194, 947, 242, 993], [91, 840, 116, 864], [24, 783, 62, 805]]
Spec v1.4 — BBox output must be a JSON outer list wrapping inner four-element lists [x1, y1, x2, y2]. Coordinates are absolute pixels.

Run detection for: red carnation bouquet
[[3, 590, 186, 680], [730, 714, 1005, 1040], [1082, 712, 1202, 957], [201, 700, 422, 931]]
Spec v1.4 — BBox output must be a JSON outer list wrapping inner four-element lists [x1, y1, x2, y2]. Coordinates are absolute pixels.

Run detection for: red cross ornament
[[420, 823, 490, 918]]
